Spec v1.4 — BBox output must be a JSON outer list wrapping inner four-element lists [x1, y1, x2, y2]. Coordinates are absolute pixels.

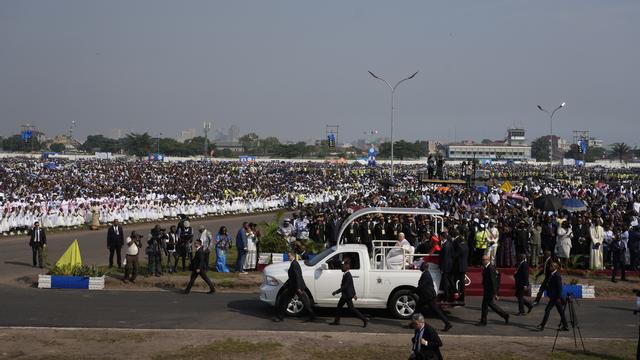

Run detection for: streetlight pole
[[537, 102, 565, 178], [203, 122, 211, 157], [369, 70, 418, 183]]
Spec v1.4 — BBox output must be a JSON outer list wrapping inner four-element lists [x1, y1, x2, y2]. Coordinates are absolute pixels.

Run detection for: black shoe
[[560, 327, 569, 331], [504, 315, 510, 325], [362, 319, 368, 328], [39, 265, 43, 269], [535, 325, 544, 331], [329, 321, 340, 326], [513, 312, 525, 316], [475, 322, 487, 326], [182, 290, 190, 294], [272, 317, 283, 322], [442, 323, 453, 332], [208, 288, 216, 294], [527, 305, 533, 314], [611, 279, 617, 283]]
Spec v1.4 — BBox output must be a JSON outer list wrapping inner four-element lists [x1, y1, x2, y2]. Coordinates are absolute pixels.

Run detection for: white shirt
[[126, 236, 139, 256]]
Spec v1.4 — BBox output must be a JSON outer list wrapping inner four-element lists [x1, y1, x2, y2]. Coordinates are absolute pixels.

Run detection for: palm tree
[[611, 142, 631, 163]]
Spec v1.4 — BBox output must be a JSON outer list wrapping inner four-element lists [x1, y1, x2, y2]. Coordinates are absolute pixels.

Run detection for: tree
[[122, 133, 152, 157], [2, 134, 42, 152], [611, 142, 631, 163], [49, 143, 66, 153], [378, 140, 422, 159], [531, 136, 550, 162], [259, 136, 281, 156], [81, 135, 121, 153], [239, 132, 260, 154]]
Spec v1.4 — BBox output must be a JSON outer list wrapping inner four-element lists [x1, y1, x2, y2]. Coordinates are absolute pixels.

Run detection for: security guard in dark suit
[[514, 253, 533, 315], [183, 239, 215, 294], [28, 221, 47, 268], [453, 231, 469, 303], [533, 250, 554, 305], [329, 259, 368, 327], [414, 262, 452, 332], [536, 262, 568, 331], [273, 251, 315, 322], [477, 255, 509, 326]]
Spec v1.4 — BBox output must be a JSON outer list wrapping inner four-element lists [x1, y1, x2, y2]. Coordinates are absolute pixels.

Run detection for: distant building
[[177, 128, 196, 143], [214, 141, 244, 153], [588, 138, 604, 148], [228, 125, 240, 142], [446, 128, 532, 161], [109, 128, 123, 139]]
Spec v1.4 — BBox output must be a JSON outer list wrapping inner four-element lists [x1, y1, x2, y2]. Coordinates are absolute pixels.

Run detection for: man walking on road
[[414, 262, 452, 332], [28, 221, 46, 268], [107, 219, 124, 268], [513, 253, 533, 315], [536, 262, 568, 331], [477, 255, 509, 326], [533, 250, 554, 305], [184, 239, 216, 294], [273, 251, 315, 322], [329, 259, 368, 328]]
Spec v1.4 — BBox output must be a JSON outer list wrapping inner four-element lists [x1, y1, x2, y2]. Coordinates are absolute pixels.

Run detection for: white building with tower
[[446, 128, 532, 161]]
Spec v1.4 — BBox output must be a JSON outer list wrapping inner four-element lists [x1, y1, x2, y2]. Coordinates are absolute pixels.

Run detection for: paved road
[[0, 286, 636, 338], [0, 212, 282, 284]]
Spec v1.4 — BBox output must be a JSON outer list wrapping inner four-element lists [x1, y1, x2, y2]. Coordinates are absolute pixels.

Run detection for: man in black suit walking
[[409, 313, 443, 360], [183, 239, 216, 294], [273, 251, 315, 322], [533, 250, 554, 305], [414, 262, 452, 332], [514, 253, 533, 315], [453, 230, 469, 304], [106, 219, 125, 268], [439, 230, 454, 301], [329, 259, 368, 327], [477, 255, 509, 326], [28, 221, 46, 268], [536, 262, 568, 331]]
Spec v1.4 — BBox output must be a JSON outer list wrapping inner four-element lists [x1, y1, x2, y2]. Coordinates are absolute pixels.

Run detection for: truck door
[[314, 252, 365, 304]]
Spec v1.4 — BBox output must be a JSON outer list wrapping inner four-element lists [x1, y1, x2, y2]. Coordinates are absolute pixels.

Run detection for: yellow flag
[[500, 181, 513, 193], [55, 239, 82, 270]]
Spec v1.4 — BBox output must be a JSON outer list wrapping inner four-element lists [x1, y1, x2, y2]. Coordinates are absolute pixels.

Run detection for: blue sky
[[1, 0, 638, 145]]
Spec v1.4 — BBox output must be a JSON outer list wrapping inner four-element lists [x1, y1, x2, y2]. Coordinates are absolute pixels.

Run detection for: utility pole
[[203, 122, 212, 157]]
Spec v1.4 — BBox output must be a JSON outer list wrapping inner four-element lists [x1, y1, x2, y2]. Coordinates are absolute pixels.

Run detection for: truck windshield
[[304, 247, 335, 267]]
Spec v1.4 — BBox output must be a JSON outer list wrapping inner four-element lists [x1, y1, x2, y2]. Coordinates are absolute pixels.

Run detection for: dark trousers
[[630, 249, 640, 271], [167, 252, 178, 271], [334, 297, 366, 322], [176, 249, 190, 271], [516, 286, 532, 313], [275, 286, 314, 320], [147, 253, 162, 275], [417, 298, 450, 327], [108, 246, 122, 268], [534, 276, 549, 303], [124, 254, 139, 281], [184, 270, 215, 293], [612, 259, 626, 281], [473, 248, 485, 266], [235, 249, 247, 272], [540, 298, 568, 329], [480, 295, 508, 323], [440, 272, 453, 300], [453, 272, 466, 302], [204, 250, 211, 271], [31, 246, 44, 267]]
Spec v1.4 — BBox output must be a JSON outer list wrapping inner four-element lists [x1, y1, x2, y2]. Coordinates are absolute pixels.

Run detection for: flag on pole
[[55, 239, 82, 271], [500, 181, 513, 193]]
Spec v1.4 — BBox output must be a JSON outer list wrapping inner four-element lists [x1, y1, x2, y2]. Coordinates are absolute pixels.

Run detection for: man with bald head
[[477, 255, 509, 326]]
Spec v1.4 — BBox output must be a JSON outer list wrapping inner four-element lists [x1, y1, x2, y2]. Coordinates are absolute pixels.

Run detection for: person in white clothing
[[590, 219, 605, 270], [386, 232, 414, 270]]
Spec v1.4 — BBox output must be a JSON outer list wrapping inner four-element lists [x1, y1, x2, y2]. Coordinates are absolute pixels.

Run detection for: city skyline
[[1, 1, 638, 145]]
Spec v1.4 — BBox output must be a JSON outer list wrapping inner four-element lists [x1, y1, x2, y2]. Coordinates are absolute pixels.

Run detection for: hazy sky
[[1, 0, 638, 145]]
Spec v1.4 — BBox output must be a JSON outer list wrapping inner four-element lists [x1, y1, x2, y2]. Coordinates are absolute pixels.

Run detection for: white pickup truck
[[260, 207, 448, 319]]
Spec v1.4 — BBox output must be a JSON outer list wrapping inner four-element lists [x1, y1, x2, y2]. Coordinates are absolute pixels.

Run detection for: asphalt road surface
[[0, 212, 282, 284], [0, 286, 637, 338]]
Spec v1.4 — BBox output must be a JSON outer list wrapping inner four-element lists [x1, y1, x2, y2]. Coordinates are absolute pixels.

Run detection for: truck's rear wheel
[[389, 290, 418, 319]]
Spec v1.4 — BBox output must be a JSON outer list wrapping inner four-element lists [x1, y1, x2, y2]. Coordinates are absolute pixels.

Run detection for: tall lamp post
[[537, 102, 565, 178], [369, 70, 418, 183]]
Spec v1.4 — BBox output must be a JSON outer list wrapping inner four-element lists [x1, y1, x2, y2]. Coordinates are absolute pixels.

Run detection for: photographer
[[123, 231, 142, 283], [176, 220, 194, 272], [166, 225, 178, 273], [146, 226, 164, 277]]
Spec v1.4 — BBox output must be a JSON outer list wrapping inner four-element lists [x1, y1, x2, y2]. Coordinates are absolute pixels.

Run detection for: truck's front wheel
[[389, 290, 418, 319], [285, 294, 305, 317]]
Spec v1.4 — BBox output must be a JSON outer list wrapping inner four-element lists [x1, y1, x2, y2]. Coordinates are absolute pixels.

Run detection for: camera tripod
[[552, 294, 585, 352]]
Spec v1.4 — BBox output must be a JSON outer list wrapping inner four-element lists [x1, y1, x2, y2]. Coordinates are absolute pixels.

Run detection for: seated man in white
[[386, 232, 414, 270]]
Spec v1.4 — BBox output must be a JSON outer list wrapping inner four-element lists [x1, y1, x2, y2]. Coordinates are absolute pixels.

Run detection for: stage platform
[[420, 179, 467, 185]]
